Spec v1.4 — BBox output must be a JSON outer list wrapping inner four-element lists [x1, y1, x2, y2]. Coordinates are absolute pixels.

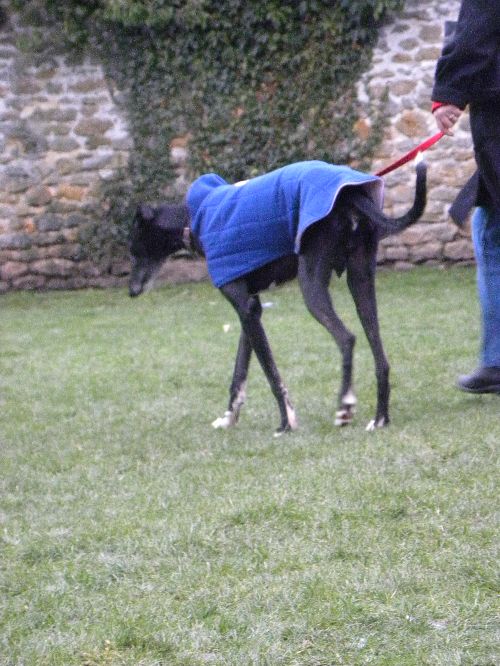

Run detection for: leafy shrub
[[10, 0, 403, 244]]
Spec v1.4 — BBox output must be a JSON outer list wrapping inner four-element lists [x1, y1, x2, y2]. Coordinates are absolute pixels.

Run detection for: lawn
[[0, 267, 498, 666]]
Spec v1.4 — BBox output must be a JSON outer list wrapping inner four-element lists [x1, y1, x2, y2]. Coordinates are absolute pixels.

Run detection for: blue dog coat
[[186, 160, 384, 288]]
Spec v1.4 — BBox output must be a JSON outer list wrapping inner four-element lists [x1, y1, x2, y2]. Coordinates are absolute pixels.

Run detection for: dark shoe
[[457, 367, 500, 394]]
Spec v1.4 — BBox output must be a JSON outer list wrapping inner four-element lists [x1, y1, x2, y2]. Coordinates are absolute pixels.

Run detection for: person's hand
[[433, 104, 463, 136]]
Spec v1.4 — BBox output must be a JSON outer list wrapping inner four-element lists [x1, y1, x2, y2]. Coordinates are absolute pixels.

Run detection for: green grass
[[0, 267, 498, 666]]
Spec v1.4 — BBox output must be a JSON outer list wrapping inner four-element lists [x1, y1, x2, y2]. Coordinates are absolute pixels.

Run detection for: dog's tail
[[354, 160, 427, 238]]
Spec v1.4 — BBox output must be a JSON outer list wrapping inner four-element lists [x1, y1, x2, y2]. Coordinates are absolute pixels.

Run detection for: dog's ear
[[137, 203, 155, 223]]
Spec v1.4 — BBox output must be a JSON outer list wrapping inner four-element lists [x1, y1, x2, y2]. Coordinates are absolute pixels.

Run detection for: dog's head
[[128, 203, 189, 297]]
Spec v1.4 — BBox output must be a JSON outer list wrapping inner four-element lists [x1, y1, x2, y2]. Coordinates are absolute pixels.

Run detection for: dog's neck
[[154, 202, 202, 255]]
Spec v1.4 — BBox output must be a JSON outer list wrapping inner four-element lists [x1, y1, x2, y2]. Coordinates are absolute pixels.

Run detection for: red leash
[[374, 131, 445, 177]]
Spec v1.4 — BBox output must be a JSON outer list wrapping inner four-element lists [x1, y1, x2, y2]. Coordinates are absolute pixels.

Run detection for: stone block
[[0, 193, 18, 206], [47, 137, 80, 152], [23, 219, 36, 234], [352, 118, 372, 141], [398, 38, 419, 50], [35, 214, 65, 232], [11, 204, 34, 221], [64, 277, 91, 289], [26, 185, 52, 207], [79, 261, 102, 278], [85, 136, 112, 150], [11, 274, 46, 290], [431, 185, 462, 203], [379, 235, 404, 248], [416, 46, 441, 61], [56, 158, 80, 175], [430, 222, 458, 243], [392, 53, 412, 63], [0, 233, 31, 250], [45, 278, 71, 290], [31, 258, 76, 277], [409, 242, 442, 262], [62, 228, 80, 243], [394, 261, 415, 271], [443, 239, 474, 261], [110, 260, 130, 276], [391, 80, 417, 96], [395, 109, 429, 138], [80, 155, 113, 171], [66, 213, 89, 228], [46, 82, 64, 94], [399, 223, 442, 246], [57, 184, 87, 201], [13, 78, 42, 95], [69, 78, 107, 94], [2, 171, 36, 194], [32, 231, 66, 247], [419, 24, 442, 42], [44, 123, 71, 136], [0, 261, 28, 280], [74, 118, 113, 137], [48, 200, 82, 214], [30, 108, 78, 123], [386, 245, 409, 262]]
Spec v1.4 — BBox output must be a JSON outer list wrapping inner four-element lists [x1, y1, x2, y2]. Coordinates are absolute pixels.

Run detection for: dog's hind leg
[[219, 282, 297, 435], [346, 246, 390, 430], [297, 244, 357, 427], [212, 330, 252, 429]]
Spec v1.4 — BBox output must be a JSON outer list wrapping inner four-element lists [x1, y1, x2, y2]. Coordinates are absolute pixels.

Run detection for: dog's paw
[[335, 390, 357, 426], [366, 416, 388, 431], [211, 411, 237, 429], [273, 423, 294, 438], [274, 412, 299, 438], [335, 405, 356, 426]]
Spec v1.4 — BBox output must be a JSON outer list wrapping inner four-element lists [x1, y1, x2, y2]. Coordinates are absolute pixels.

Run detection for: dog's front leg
[[220, 282, 297, 435], [212, 330, 252, 429]]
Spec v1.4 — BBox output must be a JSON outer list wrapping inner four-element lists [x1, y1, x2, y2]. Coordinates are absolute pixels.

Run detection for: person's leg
[[478, 206, 500, 367], [459, 104, 500, 392], [458, 206, 500, 393]]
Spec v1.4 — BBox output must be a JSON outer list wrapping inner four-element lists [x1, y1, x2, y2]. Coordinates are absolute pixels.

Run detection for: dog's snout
[[128, 255, 147, 297], [129, 283, 142, 297]]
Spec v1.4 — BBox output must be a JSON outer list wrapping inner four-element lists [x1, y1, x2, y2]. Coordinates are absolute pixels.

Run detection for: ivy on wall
[[10, 0, 403, 241]]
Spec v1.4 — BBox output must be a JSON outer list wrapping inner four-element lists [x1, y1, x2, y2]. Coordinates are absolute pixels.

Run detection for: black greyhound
[[129, 160, 427, 435]]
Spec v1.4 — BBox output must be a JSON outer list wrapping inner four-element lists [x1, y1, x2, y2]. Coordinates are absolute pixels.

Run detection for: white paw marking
[[211, 411, 235, 429], [284, 388, 298, 430], [342, 389, 357, 407], [286, 404, 298, 431], [335, 408, 354, 427], [366, 416, 386, 432]]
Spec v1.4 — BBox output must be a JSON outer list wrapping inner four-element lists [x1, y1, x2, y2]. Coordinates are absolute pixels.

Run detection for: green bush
[[10, 0, 403, 239]]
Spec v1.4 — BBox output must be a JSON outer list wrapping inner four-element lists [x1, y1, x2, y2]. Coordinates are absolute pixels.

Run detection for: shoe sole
[[457, 384, 500, 394]]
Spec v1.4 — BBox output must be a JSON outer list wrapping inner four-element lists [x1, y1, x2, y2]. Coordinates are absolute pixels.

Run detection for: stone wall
[[0, 1, 474, 293], [359, 0, 475, 269], [0, 12, 134, 292]]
